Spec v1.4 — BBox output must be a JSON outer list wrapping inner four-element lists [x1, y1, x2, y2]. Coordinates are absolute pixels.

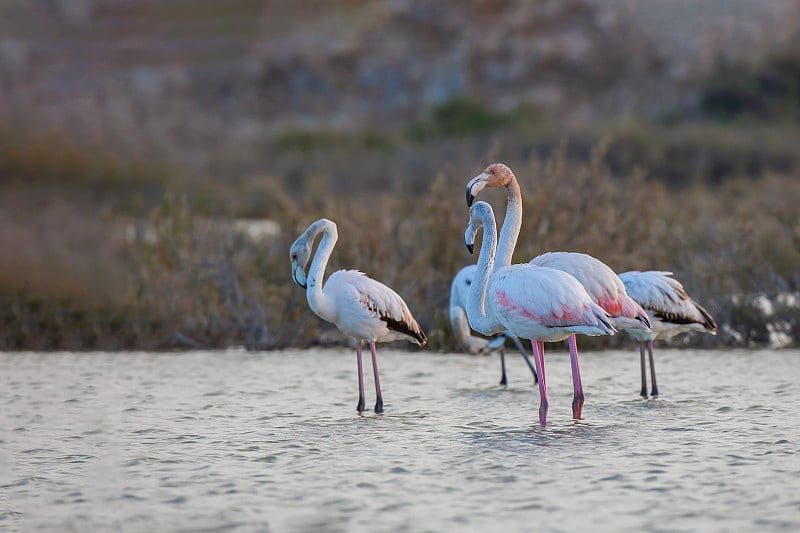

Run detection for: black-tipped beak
[[292, 268, 307, 289], [466, 243, 474, 254], [466, 187, 475, 207]]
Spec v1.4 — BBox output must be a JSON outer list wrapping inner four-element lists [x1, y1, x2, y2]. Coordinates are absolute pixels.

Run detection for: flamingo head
[[464, 200, 493, 254], [289, 235, 312, 289], [289, 218, 338, 289], [466, 163, 515, 206]]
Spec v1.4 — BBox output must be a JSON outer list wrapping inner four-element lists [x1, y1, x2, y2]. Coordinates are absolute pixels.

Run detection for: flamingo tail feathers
[[382, 314, 427, 346]]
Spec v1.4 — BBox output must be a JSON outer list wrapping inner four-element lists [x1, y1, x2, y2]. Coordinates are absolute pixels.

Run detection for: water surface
[[2, 349, 799, 532]]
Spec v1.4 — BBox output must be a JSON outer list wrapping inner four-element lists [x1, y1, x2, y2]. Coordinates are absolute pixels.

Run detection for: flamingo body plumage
[[449, 266, 507, 355], [290, 218, 426, 413], [618, 271, 716, 342], [322, 269, 426, 344], [618, 270, 716, 397], [488, 263, 617, 342], [529, 252, 651, 333], [450, 265, 539, 385]]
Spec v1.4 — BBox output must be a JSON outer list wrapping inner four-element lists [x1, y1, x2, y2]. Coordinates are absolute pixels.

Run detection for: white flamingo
[[465, 163, 651, 375], [290, 218, 427, 413], [464, 200, 616, 425], [618, 270, 717, 397], [450, 265, 539, 385]]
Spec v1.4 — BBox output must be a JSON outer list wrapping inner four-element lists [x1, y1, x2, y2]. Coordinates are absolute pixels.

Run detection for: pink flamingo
[[466, 162, 652, 381], [619, 270, 717, 397], [450, 265, 539, 385], [464, 200, 616, 425], [290, 218, 427, 413], [528, 252, 651, 335]]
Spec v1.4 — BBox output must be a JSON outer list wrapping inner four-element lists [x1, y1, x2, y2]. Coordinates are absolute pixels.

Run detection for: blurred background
[[1, 0, 799, 351]]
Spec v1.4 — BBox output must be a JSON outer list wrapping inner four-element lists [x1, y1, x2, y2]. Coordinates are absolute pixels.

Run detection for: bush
[[699, 51, 800, 122]]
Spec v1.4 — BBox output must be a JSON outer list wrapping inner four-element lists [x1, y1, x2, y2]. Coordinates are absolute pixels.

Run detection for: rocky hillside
[[1, 0, 798, 167]]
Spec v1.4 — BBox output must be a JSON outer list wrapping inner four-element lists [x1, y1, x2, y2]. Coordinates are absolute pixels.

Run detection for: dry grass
[[125, 143, 799, 351], [1, 127, 798, 351]]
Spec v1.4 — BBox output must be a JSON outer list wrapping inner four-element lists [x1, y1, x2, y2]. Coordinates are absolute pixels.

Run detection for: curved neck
[[450, 274, 464, 311], [467, 211, 502, 336], [450, 305, 489, 354], [494, 178, 522, 271], [306, 220, 338, 321]]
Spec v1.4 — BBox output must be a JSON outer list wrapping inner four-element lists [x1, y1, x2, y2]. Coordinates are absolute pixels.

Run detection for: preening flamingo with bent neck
[[618, 270, 717, 397], [290, 218, 427, 413], [464, 201, 616, 425], [450, 265, 539, 386]]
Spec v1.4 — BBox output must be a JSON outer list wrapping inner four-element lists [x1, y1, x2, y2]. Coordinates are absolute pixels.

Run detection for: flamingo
[[528, 252, 651, 333], [618, 271, 717, 397], [465, 163, 651, 379], [290, 218, 427, 413], [450, 265, 539, 385], [464, 200, 616, 425]]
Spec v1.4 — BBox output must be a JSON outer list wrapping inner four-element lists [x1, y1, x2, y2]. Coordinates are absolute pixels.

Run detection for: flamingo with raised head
[[464, 201, 616, 425], [450, 265, 539, 385], [618, 270, 717, 397], [290, 218, 427, 413], [465, 163, 651, 378]]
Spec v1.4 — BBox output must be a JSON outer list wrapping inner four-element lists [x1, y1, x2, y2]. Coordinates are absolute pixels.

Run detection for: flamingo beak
[[466, 172, 489, 207], [464, 219, 477, 254], [291, 262, 307, 289]]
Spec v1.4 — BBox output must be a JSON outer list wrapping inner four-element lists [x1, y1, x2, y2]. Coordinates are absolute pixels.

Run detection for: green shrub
[[700, 51, 800, 122]]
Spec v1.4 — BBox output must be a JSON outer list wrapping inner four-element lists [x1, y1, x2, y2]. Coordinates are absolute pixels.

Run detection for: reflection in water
[[1, 349, 799, 531]]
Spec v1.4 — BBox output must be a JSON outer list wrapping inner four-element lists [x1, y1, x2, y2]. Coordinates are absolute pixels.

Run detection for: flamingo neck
[[494, 177, 522, 272], [305, 220, 338, 322], [449, 272, 465, 311], [450, 305, 473, 350], [467, 210, 502, 336]]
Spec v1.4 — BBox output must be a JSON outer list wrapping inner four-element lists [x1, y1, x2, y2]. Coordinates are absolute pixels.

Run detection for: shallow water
[[2, 348, 799, 532]]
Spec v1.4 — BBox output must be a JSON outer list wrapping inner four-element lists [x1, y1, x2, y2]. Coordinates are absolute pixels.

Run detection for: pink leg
[[568, 334, 585, 420], [369, 340, 384, 413], [355, 340, 366, 412], [531, 340, 548, 426]]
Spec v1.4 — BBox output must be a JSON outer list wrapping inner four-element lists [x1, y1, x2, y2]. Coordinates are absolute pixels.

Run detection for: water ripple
[[1, 349, 799, 532]]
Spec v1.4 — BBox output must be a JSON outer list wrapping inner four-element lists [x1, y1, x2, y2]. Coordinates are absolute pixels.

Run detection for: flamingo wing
[[530, 252, 650, 327], [326, 270, 427, 345], [490, 264, 615, 333], [619, 271, 716, 332]]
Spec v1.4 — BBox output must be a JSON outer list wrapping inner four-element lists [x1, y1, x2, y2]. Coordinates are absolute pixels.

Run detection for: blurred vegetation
[[9, 137, 797, 352], [130, 141, 799, 351], [405, 98, 543, 140], [271, 97, 543, 153], [4, 47, 800, 350], [699, 53, 800, 122], [0, 286, 164, 351]]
